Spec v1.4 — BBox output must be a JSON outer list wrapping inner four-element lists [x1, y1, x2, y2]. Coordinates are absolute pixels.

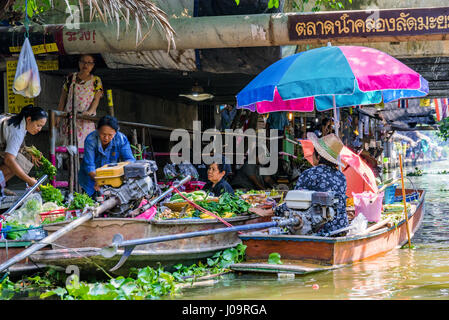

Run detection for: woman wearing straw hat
[[276, 132, 349, 236]]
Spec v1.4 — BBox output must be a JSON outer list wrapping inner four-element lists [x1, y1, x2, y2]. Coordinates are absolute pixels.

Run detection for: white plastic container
[[285, 190, 315, 210]]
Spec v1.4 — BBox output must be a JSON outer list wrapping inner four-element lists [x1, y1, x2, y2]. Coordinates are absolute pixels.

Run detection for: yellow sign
[[106, 89, 114, 107], [36, 59, 59, 71], [6, 60, 34, 114], [9, 43, 58, 55], [420, 98, 431, 107]]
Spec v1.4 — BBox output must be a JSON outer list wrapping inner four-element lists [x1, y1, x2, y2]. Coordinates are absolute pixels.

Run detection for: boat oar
[[0, 174, 48, 223], [102, 217, 301, 272], [0, 176, 194, 273], [361, 218, 391, 235], [0, 198, 119, 273], [377, 178, 400, 194], [399, 154, 412, 248]]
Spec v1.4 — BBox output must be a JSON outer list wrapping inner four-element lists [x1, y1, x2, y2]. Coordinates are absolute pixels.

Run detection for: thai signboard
[[288, 7, 449, 41]]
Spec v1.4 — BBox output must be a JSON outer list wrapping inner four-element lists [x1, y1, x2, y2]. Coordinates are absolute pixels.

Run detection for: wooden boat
[[231, 188, 425, 275], [0, 240, 48, 277], [30, 214, 270, 275]]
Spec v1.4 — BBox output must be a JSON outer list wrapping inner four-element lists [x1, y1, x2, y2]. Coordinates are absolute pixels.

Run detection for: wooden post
[[399, 154, 412, 248]]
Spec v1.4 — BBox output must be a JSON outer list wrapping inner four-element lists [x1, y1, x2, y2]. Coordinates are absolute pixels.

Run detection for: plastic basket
[[383, 183, 398, 204], [394, 192, 419, 203], [39, 209, 77, 223], [353, 191, 384, 223]]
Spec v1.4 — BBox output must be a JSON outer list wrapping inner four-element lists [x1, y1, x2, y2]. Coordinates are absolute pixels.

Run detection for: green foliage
[[234, 0, 351, 12], [12, 0, 53, 18], [268, 252, 282, 264], [38, 243, 247, 300], [407, 167, 423, 177], [436, 118, 449, 141], [68, 192, 94, 210], [40, 184, 64, 206]]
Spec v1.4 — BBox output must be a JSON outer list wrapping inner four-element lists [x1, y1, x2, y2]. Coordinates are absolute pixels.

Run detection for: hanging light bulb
[[179, 82, 214, 102], [288, 112, 293, 121]]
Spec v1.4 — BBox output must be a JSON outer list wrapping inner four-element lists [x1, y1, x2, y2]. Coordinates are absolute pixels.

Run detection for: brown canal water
[[171, 160, 449, 300]]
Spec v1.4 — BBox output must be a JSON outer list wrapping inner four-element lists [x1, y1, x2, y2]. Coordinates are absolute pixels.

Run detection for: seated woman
[[203, 160, 234, 197], [78, 115, 135, 197], [0, 105, 47, 189], [276, 132, 349, 236]]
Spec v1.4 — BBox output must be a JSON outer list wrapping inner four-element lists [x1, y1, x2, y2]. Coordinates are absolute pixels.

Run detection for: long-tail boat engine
[[271, 190, 338, 235], [95, 160, 159, 216]]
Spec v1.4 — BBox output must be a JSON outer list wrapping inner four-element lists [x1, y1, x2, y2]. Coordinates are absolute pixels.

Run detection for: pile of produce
[[157, 192, 251, 220], [24, 146, 57, 180], [382, 202, 413, 225], [1, 189, 96, 240], [194, 193, 251, 219]]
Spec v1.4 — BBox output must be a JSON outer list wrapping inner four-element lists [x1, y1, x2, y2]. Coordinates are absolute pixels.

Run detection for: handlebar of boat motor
[[128, 175, 192, 217], [0, 175, 193, 273], [103, 216, 301, 272], [0, 174, 48, 223]]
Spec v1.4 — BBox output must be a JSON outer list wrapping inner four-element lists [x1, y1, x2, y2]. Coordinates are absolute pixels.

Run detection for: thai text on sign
[[288, 7, 449, 41]]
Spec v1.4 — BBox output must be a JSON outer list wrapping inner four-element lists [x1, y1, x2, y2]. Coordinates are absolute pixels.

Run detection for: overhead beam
[[2, 6, 449, 54]]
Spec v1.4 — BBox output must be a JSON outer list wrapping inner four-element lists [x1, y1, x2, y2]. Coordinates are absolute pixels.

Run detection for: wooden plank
[[230, 262, 342, 275]]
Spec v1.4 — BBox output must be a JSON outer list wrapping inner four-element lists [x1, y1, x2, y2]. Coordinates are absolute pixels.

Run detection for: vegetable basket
[[165, 198, 218, 212], [39, 209, 76, 223]]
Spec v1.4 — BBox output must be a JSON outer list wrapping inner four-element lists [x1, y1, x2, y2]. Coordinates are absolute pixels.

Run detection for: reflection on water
[[174, 160, 449, 300]]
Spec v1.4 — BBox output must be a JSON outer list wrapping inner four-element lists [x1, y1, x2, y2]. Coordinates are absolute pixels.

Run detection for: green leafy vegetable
[[68, 192, 94, 210], [40, 184, 64, 206], [25, 198, 41, 212], [24, 146, 57, 180], [2, 222, 28, 240], [268, 252, 282, 265]]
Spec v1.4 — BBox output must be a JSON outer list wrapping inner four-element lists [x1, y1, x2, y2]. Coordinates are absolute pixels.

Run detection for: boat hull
[[31, 214, 269, 274], [239, 189, 425, 266]]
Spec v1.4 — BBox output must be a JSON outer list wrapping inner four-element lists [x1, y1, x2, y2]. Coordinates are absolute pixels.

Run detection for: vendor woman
[[78, 115, 135, 196], [276, 132, 349, 236], [0, 105, 47, 188], [203, 159, 234, 197]]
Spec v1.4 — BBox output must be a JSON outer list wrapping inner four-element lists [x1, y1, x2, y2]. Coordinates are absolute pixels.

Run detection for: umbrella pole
[[332, 95, 339, 137]]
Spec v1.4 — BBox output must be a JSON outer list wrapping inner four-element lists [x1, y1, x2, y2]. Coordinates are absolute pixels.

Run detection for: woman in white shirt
[[0, 105, 48, 187]]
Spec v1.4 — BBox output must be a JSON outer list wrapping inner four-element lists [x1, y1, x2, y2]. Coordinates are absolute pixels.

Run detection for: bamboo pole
[[399, 154, 412, 248]]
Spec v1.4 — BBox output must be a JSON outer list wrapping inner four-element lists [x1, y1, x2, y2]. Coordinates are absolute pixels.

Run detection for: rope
[[24, 0, 30, 38], [170, 186, 234, 228]]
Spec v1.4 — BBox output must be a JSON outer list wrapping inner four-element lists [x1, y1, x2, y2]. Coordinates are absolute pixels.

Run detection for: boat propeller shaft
[[103, 217, 301, 272]]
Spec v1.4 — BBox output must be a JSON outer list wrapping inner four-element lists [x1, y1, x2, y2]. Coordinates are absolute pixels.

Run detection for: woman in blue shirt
[[78, 115, 135, 196]]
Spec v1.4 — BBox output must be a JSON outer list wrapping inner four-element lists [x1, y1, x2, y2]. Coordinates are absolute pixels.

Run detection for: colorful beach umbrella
[[236, 45, 429, 114]]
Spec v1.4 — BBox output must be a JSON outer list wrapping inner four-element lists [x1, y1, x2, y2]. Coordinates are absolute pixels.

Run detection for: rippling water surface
[[174, 160, 449, 300]]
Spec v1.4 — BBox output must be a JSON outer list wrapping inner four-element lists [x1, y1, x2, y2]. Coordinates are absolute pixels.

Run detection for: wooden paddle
[[362, 217, 391, 235], [399, 154, 412, 248], [377, 178, 400, 194]]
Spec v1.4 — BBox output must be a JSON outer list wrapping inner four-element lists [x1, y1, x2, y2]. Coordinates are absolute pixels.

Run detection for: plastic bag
[[163, 163, 178, 180], [347, 212, 368, 235], [178, 161, 199, 180], [13, 38, 41, 98]]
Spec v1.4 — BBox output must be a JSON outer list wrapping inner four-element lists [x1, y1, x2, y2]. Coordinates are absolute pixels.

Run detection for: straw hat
[[307, 132, 344, 166]]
